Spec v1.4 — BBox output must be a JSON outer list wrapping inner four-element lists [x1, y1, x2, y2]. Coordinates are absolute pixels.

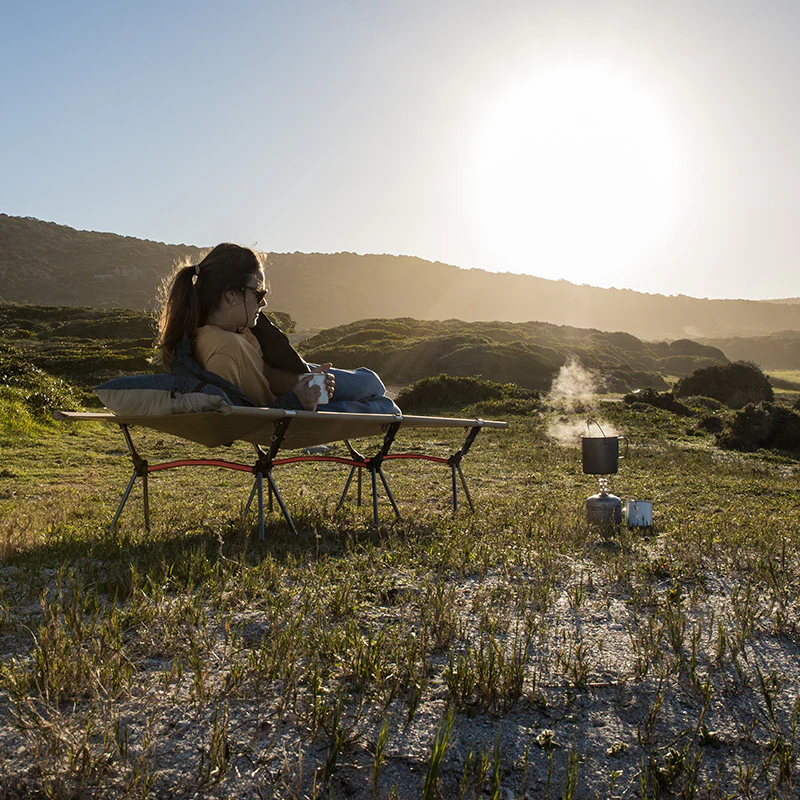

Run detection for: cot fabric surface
[[55, 408, 508, 537], [56, 407, 506, 448]]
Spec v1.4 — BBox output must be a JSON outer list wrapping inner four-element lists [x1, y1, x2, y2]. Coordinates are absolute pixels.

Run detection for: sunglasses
[[242, 286, 269, 303]]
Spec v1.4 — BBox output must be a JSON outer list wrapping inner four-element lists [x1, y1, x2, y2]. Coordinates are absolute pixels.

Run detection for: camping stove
[[585, 476, 622, 525]]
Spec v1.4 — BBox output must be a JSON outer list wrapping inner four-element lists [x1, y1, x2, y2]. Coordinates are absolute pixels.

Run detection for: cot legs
[[242, 441, 299, 539], [105, 420, 486, 537], [110, 469, 140, 532], [451, 462, 474, 513], [336, 464, 400, 526], [109, 425, 150, 533], [336, 431, 402, 526]]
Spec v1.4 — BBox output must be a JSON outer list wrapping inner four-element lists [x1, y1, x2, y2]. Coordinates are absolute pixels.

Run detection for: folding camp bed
[[54, 407, 508, 538]]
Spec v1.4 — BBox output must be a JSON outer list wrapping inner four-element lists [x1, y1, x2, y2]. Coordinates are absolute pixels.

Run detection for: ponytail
[[156, 265, 201, 368]]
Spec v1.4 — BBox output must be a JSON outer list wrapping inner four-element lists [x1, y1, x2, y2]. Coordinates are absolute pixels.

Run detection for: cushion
[[94, 374, 231, 416]]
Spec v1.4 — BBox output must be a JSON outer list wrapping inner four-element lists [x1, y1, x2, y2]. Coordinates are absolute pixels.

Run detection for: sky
[[2, 0, 799, 300]]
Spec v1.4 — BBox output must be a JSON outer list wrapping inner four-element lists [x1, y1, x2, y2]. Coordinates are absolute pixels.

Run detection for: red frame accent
[[143, 452, 450, 475]]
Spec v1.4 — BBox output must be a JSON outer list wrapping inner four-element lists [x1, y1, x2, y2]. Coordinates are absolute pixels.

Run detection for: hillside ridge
[[2, 213, 799, 340]]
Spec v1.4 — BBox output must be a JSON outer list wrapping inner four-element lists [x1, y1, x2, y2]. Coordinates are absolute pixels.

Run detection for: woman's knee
[[353, 367, 386, 398], [327, 366, 386, 401]]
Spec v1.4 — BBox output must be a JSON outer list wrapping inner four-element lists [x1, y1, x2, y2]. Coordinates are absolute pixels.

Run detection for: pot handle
[[619, 436, 629, 459]]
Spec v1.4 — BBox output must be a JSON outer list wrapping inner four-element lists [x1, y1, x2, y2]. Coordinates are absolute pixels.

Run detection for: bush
[[673, 361, 774, 409], [396, 374, 538, 413], [0, 350, 84, 428], [697, 414, 725, 434], [717, 402, 800, 453], [623, 388, 692, 416], [264, 310, 297, 334]]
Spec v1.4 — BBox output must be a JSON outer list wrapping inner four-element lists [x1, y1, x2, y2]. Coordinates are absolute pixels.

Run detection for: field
[[0, 391, 799, 798]]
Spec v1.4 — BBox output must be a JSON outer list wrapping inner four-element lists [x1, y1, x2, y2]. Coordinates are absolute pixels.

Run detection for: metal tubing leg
[[142, 471, 150, 531], [357, 467, 362, 507], [243, 479, 258, 519], [267, 471, 298, 536], [371, 469, 379, 526], [451, 464, 459, 512], [377, 468, 401, 519], [336, 465, 358, 511], [109, 470, 139, 532], [257, 471, 265, 541], [268, 478, 274, 512], [457, 463, 475, 512]]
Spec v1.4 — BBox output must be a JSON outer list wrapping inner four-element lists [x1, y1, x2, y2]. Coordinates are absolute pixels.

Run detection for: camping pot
[[581, 420, 628, 474], [625, 499, 653, 528]]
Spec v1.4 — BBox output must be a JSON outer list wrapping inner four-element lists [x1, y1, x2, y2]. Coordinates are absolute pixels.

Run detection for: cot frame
[[54, 408, 507, 538]]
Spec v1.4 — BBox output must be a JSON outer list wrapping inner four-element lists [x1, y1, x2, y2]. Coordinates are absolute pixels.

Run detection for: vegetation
[[718, 401, 800, 453], [674, 361, 774, 409], [396, 374, 539, 414], [5, 213, 800, 343], [298, 317, 716, 391], [0, 313, 799, 797], [623, 387, 692, 417]]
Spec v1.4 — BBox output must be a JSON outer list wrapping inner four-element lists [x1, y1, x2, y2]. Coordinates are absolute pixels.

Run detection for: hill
[[2, 213, 800, 340], [698, 330, 800, 370], [299, 318, 729, 391], [0, 305, 736, 403]]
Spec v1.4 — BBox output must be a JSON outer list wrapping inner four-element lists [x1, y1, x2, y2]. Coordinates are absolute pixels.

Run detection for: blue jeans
[[311, 366, 401, 415]]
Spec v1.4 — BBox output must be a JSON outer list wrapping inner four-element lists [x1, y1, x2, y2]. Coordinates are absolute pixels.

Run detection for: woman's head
[[157, 243, 267, 365]]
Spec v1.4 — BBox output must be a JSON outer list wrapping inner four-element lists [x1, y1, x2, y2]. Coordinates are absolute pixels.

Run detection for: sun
[[469, 61, 683, 287]]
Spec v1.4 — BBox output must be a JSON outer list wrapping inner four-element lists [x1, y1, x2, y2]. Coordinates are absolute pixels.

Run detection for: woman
[[157, 243, 399, 413]]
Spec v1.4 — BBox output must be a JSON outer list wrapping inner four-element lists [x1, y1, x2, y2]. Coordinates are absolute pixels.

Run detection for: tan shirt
[[194, 326, 279, 406]]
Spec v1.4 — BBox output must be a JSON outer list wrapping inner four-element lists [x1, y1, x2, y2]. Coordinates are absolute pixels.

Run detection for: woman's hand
[[293, 374, 321, 410], [293, 363, 334, 410], [312, 363, 335, 401]]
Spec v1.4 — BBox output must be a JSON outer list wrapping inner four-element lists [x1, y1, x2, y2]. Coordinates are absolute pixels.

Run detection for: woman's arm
[[203, 351, 275, 407], [262, 364, 301, 396]]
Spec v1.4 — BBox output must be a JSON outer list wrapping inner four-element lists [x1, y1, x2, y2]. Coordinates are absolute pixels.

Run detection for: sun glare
[[469, 62, 682, 287]]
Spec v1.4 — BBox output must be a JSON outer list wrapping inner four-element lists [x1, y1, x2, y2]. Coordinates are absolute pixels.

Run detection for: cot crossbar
[[54, 408, 508, 537]]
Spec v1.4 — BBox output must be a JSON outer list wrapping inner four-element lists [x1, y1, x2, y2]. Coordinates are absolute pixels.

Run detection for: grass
[[0, 392, 799, 798]]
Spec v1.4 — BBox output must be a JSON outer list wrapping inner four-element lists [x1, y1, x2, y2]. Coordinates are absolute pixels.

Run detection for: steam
[[547, 360, 598, 412], [545, 360, 620, 444]]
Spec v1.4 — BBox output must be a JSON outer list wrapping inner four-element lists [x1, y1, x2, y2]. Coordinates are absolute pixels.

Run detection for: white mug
[[625, 500, 653, 527], [302, 373, 329, 405]]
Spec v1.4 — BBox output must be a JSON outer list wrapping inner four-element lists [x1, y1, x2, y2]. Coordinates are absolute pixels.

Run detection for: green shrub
[[396, 374, 538, 413], [717, 402, 800, 453], [623, 388, 692, 417], [697, 414, 725, 434], [264, 310, 297, 333], [0, 351, 84, 430], [674, 361, 774, 409]]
